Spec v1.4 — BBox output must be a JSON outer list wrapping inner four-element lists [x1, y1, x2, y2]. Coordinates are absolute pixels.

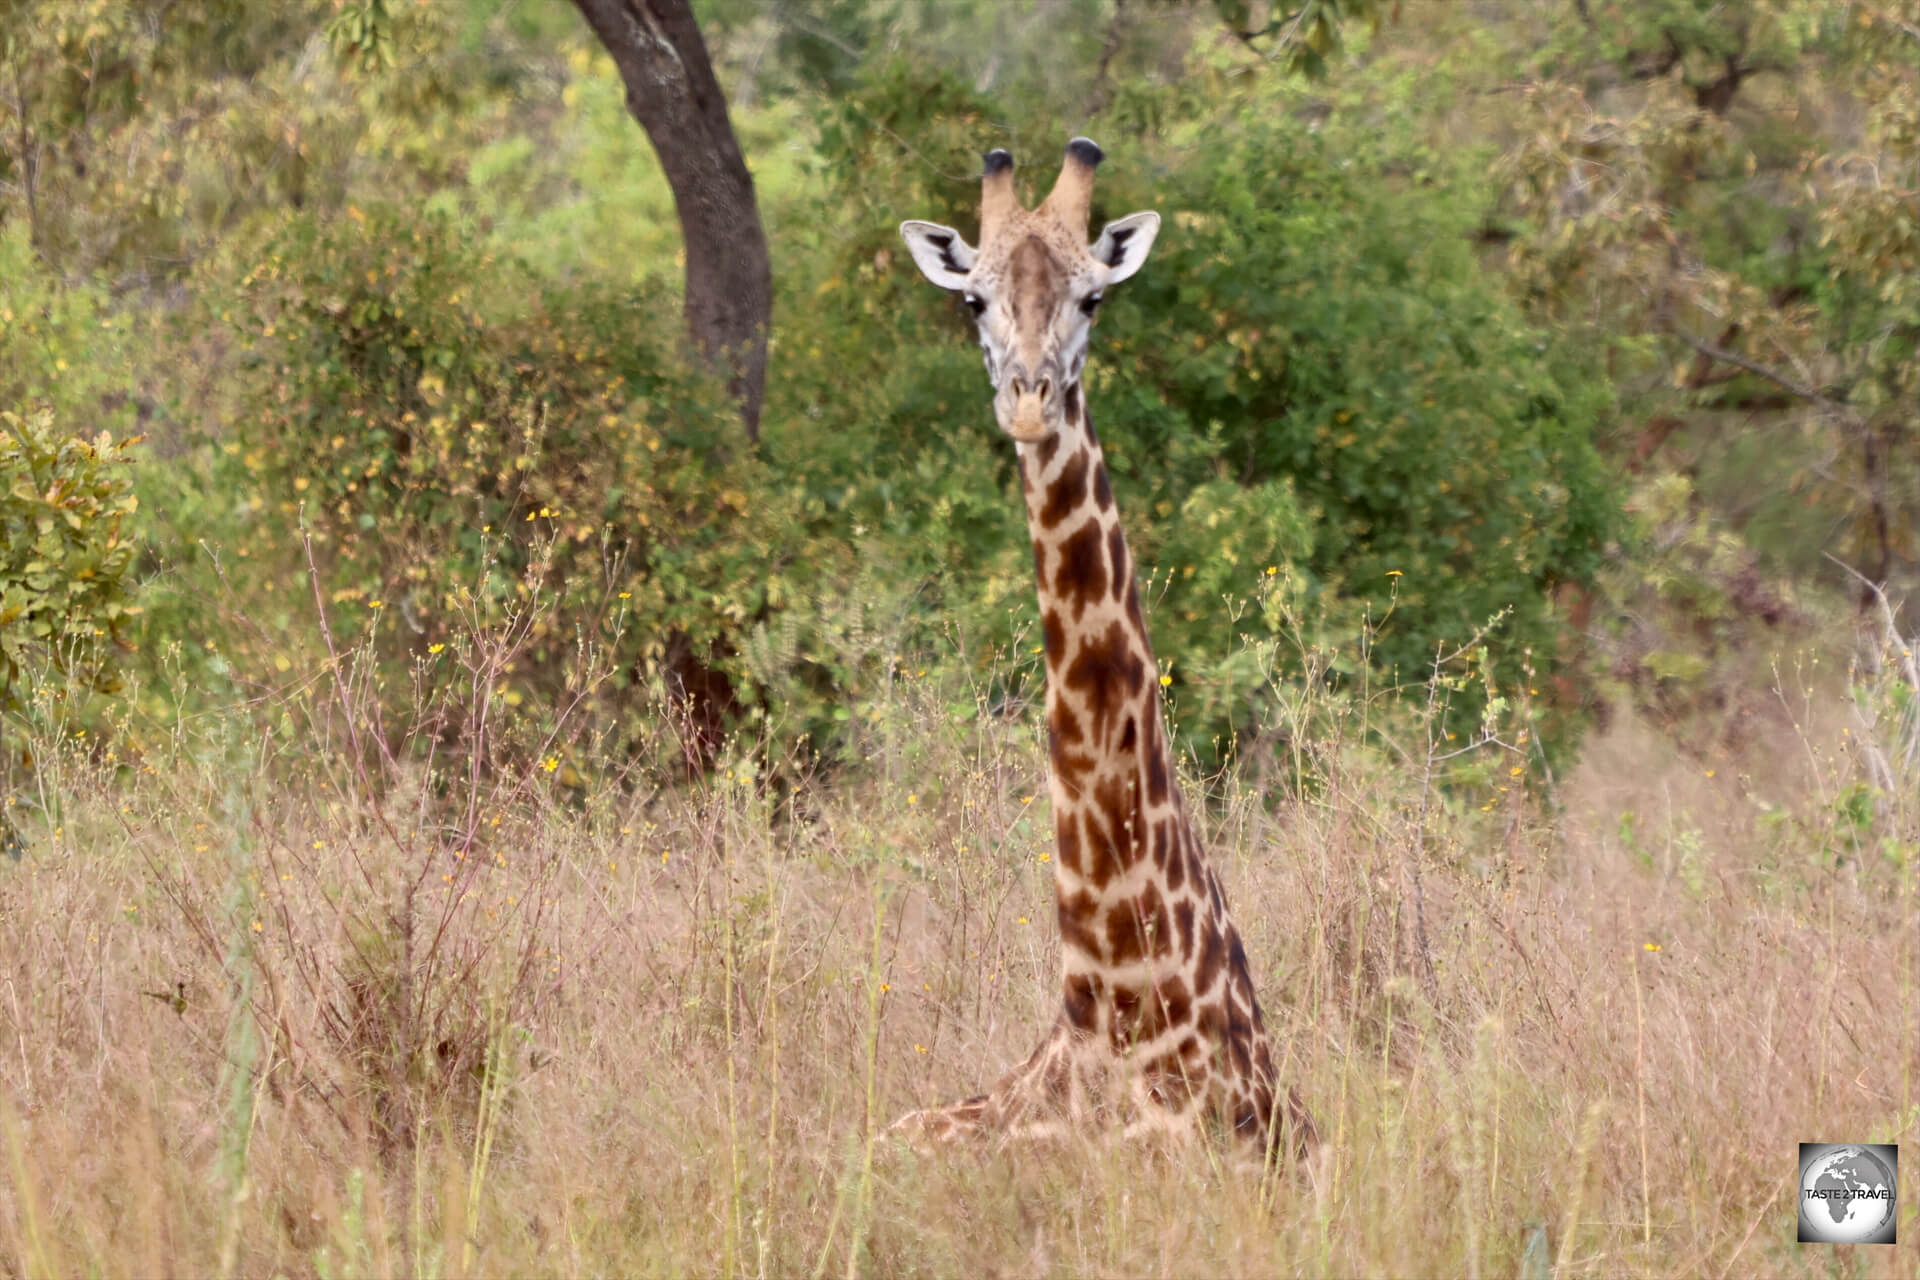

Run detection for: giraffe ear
[[899, 221, 977, 290], [1091, 211, 1161, 285]]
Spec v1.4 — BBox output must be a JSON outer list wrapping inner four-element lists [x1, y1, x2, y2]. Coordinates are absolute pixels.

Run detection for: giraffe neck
[[1018, 393, 1198, 995], [894, 385, 1314, 1156]]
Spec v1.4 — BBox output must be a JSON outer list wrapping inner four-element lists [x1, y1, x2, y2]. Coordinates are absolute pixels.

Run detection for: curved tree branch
[[1669, 326, 1855, 418]]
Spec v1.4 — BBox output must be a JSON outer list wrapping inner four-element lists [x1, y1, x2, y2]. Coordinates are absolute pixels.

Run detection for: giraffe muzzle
[[1001, 373, 1057, 442]]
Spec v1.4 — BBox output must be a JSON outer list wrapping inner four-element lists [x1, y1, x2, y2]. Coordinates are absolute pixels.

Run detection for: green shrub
[[199, 207, 863, 773], [778, 63, 1618, 765], [0, 226, 143, 430], [200, 213, 756, 759], [168, 61, 1618, 781], [1104, 116, 1617, 726], [0, 407, 143, 706]]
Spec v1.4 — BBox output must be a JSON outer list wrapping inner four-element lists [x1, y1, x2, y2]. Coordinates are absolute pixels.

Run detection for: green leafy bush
[[161, 59, 1618, 779], [0, 407, 143, 705], [780, 63, 1618, 763], [1103, 117, 1616, 716], [208, 208, 837, 769]]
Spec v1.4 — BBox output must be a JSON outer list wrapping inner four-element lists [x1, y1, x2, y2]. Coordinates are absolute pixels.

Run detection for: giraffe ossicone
[[893, 139, 1317, 1162]]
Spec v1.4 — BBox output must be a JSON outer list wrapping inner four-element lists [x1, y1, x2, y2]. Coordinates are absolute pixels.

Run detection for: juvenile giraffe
[[893, 139, 1316, 1159]]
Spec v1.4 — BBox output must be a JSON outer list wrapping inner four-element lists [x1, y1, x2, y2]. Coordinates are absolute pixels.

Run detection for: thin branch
[[1825, 553, 1920, 688], [1235, 3, 1311, 60], [1669, 327, 1855, 417], [1086, 0, 1128, 116], [776, 10, 862, 59], [9, 44, 44, 263]]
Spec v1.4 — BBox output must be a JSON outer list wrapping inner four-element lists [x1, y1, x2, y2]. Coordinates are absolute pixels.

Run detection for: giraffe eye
[[963, 292, 986, 316], [1079, 291, 1103, 316]]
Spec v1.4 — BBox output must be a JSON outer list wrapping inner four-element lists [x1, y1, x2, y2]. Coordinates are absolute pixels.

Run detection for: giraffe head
[[900, 139, 1161, 443]]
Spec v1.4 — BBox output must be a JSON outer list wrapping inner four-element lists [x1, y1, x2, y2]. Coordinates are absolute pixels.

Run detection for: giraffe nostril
[[1038, 378, 1053, 402]]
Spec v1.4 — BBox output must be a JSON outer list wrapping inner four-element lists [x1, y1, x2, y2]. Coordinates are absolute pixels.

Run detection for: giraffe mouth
[[1002, 390, 1055, 442]]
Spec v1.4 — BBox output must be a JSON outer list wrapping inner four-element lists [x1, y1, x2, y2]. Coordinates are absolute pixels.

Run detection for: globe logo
[[1798, 1143, 1897, 1244]]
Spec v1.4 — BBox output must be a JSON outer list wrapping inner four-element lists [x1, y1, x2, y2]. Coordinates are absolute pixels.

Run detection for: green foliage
[[1203, 0, 1394, 79], [1110, 116, 1613, 710], [698, 0, 1392, 112], [0, 225, 139, 424], [327, 0, 401, 73], [1561, 0, 1829, 78], [0, 0, 334, 278], [197, 206, 832, 762], [160, 42, 1618, 774], [792, 63, 1617, 761], [1, 0, 568, 298], [1599, 471, 1796, 709], [1493, 0, 1920, 613], [0, 406, 142, 705], [42, 0, 1917, 790]]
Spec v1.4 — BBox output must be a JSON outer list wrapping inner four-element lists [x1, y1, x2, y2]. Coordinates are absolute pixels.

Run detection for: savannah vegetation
[[1, 0, 1915, 1274]]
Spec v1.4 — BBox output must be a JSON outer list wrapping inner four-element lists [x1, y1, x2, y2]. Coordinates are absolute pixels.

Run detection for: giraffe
[[892, 139, 1316, 1161]]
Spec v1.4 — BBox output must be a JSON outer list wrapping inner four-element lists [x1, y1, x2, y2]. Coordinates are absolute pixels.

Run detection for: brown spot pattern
[[1082, 780, 1132, 888], [1107, 524, 1128, 601], [1193, 921, 1225, 995], [1041, 607, 1067, 667], [1173, 899, 1196, 958], [1063, 972, 1100, 1032], [1062, 618, 1145, 743], [1042, 450, 1090, 529], [1041, 1052, 1070, 1102], [1056, 811, 1085, 874], [1058, 887, 1102, 955], [1050, 739, 1095, 792], [1145, 734, 1171, 807], [1158, 822, 1185, 892], [1053, 521, 1109, 608], [1103, 899, 1146, 966]]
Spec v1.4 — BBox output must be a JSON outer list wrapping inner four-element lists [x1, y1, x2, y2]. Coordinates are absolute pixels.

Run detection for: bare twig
[[8, 45, 44, 262], [1669, 327, 1855, 418], [1086, 0, 1128, 116]]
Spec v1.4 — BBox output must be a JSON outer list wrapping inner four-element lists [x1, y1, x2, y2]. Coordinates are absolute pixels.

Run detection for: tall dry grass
[[0, 602, 1914, 1277]]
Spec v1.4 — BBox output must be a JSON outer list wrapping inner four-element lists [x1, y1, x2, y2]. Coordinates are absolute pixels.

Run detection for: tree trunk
[[569, 0, 772, 440]]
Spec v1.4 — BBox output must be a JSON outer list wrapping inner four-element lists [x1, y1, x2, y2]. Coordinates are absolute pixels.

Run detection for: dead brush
[[2, 551, 1914, 1274], [137, 530, 658, 1167]]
